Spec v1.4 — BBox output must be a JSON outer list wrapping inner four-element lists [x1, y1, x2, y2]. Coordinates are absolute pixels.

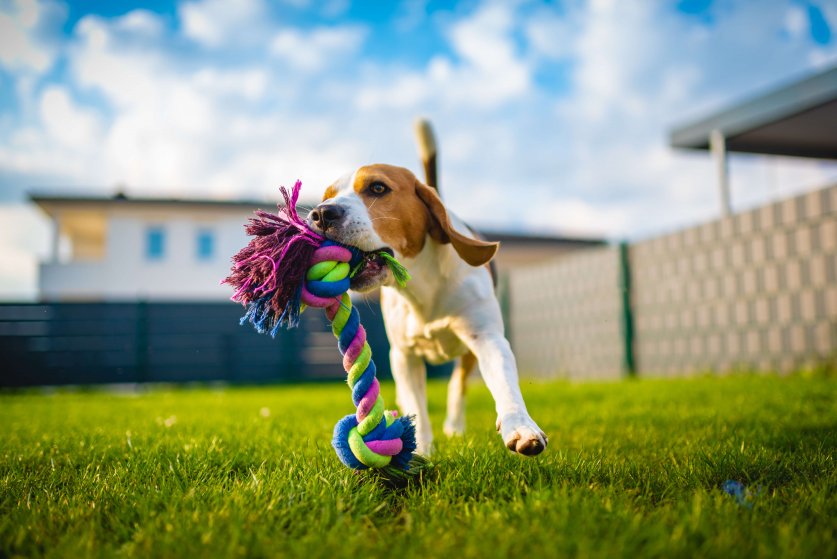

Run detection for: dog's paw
[[496, 413, 548, 456], [443, 416, 465, 438], [415, 440, 435, 457]]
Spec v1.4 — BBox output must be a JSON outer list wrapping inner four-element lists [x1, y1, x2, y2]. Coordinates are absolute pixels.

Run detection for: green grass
[[1, 375, 835, 559]]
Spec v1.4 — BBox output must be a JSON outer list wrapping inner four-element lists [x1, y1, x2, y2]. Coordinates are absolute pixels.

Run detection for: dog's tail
[[414, 118, 498, 285], [414, 118, 439, 193]]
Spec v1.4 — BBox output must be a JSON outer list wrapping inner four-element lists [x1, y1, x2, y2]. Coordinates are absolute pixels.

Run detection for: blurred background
[[0, 0, 835, 385]]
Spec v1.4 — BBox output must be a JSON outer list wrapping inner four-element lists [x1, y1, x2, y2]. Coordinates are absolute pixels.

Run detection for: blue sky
[[0, 0, 836, 298]]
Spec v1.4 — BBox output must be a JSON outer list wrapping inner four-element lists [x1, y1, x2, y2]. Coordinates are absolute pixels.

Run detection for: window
[[196, 229, 214, 261], [146, 227, 165, 260]]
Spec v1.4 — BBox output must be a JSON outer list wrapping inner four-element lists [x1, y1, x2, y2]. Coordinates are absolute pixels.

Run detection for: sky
[[1, 0, 836, 299]]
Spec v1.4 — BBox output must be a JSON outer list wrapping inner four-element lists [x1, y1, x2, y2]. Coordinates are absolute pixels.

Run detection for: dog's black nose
[[310, 203, 345, 231]]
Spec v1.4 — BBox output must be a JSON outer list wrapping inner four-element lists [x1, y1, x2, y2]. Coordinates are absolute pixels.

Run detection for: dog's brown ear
[[415, 180, 498, 266]]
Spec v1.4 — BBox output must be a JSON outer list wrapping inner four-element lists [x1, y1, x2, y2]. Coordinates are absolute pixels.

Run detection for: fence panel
[[631, 185, 837, 375], [509, 246, 626, 379], [509, 184, 837, 378], [0, 299, 401, 387]]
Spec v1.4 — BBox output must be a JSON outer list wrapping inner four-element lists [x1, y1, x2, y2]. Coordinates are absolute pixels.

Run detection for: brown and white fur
[[306, 164, 547, 457]]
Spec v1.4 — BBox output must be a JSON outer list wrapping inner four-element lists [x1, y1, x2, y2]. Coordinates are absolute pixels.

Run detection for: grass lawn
[[1, 375, 835, 558]]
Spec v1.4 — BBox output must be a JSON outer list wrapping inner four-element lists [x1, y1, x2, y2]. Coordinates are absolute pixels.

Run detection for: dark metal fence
[[0, 301, 421, 387]]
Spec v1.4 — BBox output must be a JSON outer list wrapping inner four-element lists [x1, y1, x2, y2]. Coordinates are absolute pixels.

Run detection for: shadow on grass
[[357, 455, 438, 492]]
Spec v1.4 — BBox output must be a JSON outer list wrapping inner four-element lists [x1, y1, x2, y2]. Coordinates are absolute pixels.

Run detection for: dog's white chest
[[380, 288, 468, 365], [404, 317, 467, 365]]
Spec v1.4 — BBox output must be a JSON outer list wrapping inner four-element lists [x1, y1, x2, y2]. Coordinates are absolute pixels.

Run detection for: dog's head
[[307, 164, 498, 291]]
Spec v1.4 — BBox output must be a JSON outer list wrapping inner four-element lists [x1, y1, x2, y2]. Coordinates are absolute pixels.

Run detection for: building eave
[[478, 230, 606, 246], [29, 193, 276, 211], [669, 66, 837, 159]]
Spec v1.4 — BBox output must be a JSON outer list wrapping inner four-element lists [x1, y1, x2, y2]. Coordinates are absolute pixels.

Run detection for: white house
[[31, 192, 604, 302], [30, 193, 270, 301]]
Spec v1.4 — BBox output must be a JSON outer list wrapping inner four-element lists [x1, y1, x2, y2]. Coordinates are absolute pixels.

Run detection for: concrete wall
[[631, 184, 837, 375], [508, 183, 837, 378], [509, 246, 625, 379]]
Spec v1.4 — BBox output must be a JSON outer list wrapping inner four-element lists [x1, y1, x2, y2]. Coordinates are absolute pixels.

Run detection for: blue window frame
[[146, 227, 165, 260], [196, 229, 214, 261]]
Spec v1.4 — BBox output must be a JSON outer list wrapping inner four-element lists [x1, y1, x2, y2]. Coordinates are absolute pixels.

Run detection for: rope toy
[[223, 181, 422, 475]]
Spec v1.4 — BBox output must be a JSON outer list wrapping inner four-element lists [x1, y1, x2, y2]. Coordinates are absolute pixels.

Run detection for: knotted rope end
[[379, 251, 411, 287], [374, 453, 435, 489]]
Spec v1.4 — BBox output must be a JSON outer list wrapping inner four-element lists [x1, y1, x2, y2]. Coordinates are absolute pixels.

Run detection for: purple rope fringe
[[222, 180, 324, 333]]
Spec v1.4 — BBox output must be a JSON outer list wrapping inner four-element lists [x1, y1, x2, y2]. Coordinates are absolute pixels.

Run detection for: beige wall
[[508, 183, 837, 379], [631, 184, 836, 376], [492, 243, 602, 271], [509, 246, 625, 379]]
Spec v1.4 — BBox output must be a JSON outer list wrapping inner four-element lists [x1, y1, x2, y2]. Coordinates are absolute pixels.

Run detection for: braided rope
[[301, 241, 416, 470]]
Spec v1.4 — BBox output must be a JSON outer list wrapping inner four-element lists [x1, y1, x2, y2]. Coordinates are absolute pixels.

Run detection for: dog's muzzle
[[309, 202, 345, 232]]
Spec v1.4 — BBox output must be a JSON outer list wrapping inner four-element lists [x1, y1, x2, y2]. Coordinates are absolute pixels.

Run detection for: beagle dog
[[307, 163, 547, 457]]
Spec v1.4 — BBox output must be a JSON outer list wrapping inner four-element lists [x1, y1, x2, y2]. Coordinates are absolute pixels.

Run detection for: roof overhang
[[28, 194, 276, 219], [670, 66, 837, 159]]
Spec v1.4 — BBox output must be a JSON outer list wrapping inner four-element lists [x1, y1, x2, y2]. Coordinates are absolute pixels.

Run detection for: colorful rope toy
[[223, 181, 419, 473]]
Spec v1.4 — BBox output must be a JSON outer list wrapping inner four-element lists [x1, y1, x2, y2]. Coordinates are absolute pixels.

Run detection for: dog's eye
[[368, 182, 390, 196]]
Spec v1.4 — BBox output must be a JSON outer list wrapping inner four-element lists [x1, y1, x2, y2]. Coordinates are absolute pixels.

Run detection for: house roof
[[669, 66, 837, 159], [29, 192, 273, 210], [479, 230, 604, 246]]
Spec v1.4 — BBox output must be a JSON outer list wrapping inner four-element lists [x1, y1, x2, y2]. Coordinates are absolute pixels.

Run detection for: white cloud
[[270, 25, 367, 72], [0, 85, 104, 184], [42, 8, 371, 200], [72, 16, 162, 108], [192, 68, 268, 100], [39, 86, 102, 147], [355, 68, 432, 110], [0, 0, 57, 72], [449, 3, 514, 69], [784, 5, 807, 38], [179, 0, 267, 48], [0, 204, 49, 301], [526, 195, 631, 237], [115, 9, 164, 37], [355, 2, 532, 111], [524, 8, 576, 61]]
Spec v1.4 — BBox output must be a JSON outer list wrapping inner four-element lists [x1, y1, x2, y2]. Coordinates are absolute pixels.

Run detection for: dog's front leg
[[455, 320, 548, 456], [389, 345, 433, 455]]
